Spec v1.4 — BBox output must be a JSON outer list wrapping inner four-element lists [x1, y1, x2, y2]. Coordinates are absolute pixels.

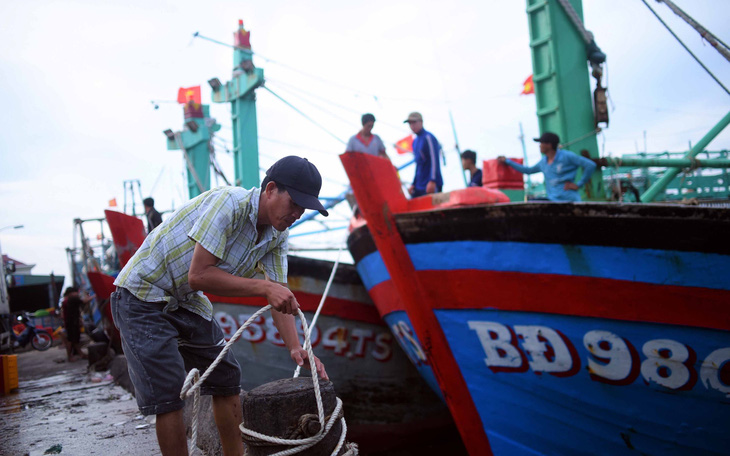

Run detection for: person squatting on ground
[[498, 132, 596, 202], [111, 156, 330, 456], [405, 112, 443, 197]]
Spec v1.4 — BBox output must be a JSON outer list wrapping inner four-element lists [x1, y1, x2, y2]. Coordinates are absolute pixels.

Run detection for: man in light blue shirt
[[498, 132, 596, 202]]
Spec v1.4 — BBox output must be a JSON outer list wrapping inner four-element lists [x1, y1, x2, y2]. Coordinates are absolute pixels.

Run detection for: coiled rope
[[180, 279, 354, 455]]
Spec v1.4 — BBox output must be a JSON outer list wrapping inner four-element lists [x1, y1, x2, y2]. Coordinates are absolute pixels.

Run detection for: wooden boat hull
[[103, 209, 456, 451], [207, 255, 454, 447], [342, 151, 730, 455]]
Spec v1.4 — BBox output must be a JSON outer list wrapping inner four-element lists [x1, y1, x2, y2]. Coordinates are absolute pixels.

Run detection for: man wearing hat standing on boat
[[498, 132, 596, 202], [111, 155, 329, 456], [405, 112, 443, 197]]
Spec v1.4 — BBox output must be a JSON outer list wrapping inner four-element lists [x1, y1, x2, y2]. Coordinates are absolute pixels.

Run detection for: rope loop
[[180, 293, 354, 455]]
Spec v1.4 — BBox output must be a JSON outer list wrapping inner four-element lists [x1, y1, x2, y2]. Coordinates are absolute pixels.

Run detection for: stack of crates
[[0, 354, 19, 394]]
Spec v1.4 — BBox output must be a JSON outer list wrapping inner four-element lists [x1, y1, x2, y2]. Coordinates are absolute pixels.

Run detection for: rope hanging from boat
[[294, 246, 343, 379], [560, 127, 602, 149], [640, 0, 730, 96], [180, 253, 353, 455], [656, 0, 730, 64]]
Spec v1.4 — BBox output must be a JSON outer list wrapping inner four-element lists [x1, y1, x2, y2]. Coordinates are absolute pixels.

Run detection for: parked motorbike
[[11, 313, 53, 351]]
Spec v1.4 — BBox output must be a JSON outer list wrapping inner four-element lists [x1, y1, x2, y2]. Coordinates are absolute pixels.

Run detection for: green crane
[[526, 0, 607, 200], [165, 102, 220, 200], [526, 0, 730, 203], [209, 20, 265, 190]]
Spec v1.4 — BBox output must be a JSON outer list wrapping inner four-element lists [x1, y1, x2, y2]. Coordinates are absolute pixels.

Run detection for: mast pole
[[525, 0, 606, 200], [518, 122, 532, 188], [210, 20, 265, 189]]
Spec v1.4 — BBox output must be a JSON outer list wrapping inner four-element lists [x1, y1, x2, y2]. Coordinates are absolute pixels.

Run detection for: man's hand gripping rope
[[180, 304, 344, 456]]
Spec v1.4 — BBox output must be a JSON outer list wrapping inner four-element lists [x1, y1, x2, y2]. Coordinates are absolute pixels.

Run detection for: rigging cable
[[656, 0, 730, 63], [193, 32, 378, 100], [193, 31, 461, 105], [265, 82, 355, 128], [266, 78, 407, 134], [262, 86, 347, 145], [640, 0, 730, 96]]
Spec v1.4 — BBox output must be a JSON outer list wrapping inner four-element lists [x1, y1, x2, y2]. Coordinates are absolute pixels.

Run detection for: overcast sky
[[1, 0, 729, 281]]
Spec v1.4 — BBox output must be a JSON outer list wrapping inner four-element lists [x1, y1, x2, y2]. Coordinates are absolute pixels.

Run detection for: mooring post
[[242, 377, 349, 456]]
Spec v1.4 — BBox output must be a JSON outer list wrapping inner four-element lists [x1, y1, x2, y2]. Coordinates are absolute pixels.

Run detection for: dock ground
[[1, 341, 467, 455], [0, 342, 159, 456]]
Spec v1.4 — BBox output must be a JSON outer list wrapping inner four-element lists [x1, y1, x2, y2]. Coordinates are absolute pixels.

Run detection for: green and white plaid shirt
[[114, 186, 288, 320]]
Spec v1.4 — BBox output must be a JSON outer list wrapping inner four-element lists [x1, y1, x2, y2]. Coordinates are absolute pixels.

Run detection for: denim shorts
[[111, 287, 241, 415]]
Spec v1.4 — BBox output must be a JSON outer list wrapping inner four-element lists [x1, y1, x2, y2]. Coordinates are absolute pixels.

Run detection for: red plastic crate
[[483, 158, 524, 189]]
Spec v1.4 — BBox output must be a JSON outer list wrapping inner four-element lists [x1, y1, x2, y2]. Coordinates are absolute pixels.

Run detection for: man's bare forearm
[[271, 310, 302, 351], [188, 262, 271, 298]]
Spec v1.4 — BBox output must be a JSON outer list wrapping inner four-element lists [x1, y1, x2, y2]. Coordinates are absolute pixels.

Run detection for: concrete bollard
[[242, 377, 352, 456]]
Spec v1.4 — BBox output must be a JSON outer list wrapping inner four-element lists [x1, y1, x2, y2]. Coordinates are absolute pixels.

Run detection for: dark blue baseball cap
[[265, 156, 329, 216], [533, 132, 560, 145]]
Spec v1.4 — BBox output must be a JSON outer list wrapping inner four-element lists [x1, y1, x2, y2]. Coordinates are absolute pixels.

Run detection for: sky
[[1, 0, 729, 284]]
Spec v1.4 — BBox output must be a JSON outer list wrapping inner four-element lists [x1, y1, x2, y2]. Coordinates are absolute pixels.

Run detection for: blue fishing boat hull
[[342, 151, 730, 455], [352, 231, 730, 455]]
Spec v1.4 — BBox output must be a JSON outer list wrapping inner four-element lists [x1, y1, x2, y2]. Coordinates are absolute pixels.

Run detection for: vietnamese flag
[[521, 74, 534, 95], [177, 86, 202, 104], [108, 198, 117, 207], [394, 135, 414, 154]]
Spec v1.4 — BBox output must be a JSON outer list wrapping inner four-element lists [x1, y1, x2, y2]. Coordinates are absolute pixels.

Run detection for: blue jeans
[[111, 288, 241, 415]]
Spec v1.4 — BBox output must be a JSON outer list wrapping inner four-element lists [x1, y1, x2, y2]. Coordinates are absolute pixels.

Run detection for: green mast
[[526, 0, 605, 200], [165, 102, 220, 199], [209, 20, 265, 189]]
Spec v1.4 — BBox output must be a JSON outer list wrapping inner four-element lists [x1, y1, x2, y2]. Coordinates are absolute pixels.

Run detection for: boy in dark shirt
[[461, 150, 483, 187]]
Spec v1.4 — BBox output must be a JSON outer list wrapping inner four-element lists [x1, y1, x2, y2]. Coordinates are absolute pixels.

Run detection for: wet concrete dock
[[0, 344, 159, 456], [1, 342, 467, 455]]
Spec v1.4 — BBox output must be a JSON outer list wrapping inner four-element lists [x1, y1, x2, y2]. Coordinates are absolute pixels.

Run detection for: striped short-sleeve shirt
[[114, 186, 288, 320]]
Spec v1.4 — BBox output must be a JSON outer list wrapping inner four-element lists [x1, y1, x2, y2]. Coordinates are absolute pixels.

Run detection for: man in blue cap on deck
[[498, 132, 596, 202], [405, 112, 443, 197], [112, 155, 329, 456]]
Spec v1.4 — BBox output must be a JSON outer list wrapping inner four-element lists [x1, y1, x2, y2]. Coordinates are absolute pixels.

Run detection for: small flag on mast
[[108, 198, 117, 207], [394, 135, 414, 154], [177, 86, 202, 104], [521, 75, 534, 95]]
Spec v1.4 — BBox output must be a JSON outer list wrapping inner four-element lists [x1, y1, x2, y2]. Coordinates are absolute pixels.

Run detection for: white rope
[[294, 246, 343, 379], [180, 297, 351, 455]]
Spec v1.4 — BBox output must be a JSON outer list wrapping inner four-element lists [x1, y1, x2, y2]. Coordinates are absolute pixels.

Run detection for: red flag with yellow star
[[394, 135, 414, 154], [177, 86, 202, 104], [521, 75, 534, 95]]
